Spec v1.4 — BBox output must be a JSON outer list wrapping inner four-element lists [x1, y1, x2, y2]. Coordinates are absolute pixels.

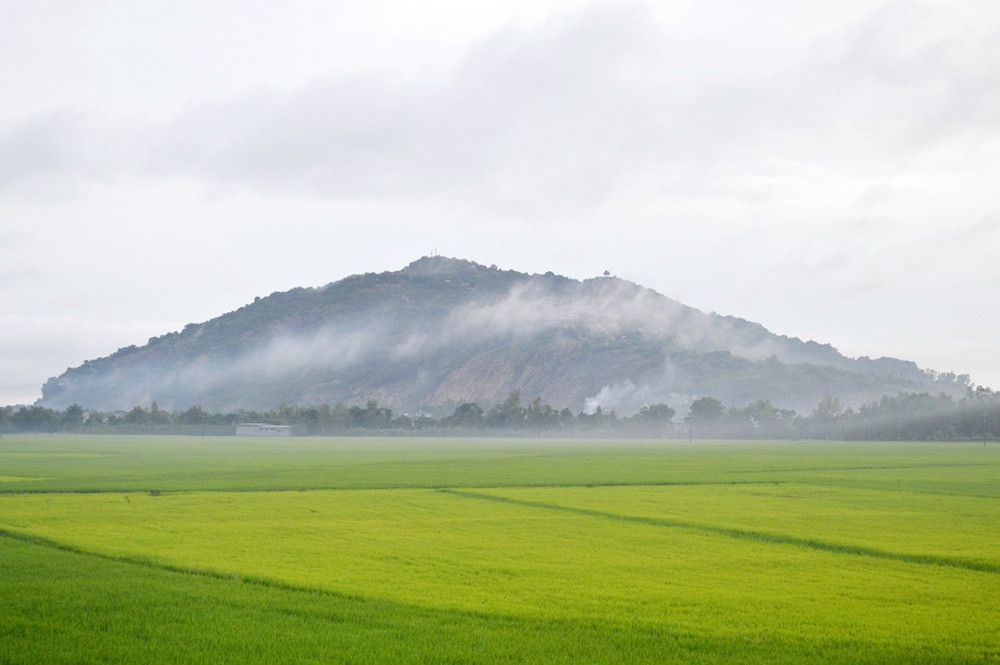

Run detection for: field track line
[[438, 489, 1000, 575], [0, 481, 791, 496], [726, 462, 996, 474], [0, 527, 354, 598]]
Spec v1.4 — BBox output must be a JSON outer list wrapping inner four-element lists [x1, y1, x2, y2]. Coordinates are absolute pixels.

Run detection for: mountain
[[38, 256, 967, 414]]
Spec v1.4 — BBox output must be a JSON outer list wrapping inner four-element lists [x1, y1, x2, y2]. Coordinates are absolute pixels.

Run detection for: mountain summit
[[39, 256, 965, 414]]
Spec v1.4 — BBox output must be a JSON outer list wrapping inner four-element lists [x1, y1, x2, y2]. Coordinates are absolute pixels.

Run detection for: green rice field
[[1, 435, 998, 663]]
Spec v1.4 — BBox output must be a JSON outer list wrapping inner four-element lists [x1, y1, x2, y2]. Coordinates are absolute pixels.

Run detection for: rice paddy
[[1, 435, 998, 663]]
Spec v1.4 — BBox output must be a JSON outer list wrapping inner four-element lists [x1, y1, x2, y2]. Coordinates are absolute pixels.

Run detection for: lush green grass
[[3, 434, 997, 494], [1, 435, 999, 663]]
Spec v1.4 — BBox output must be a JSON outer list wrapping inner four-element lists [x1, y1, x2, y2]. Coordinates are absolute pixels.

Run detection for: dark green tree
[[634, 403, 675, 423], [525, 396, 559, 429], [445, 402, 485, 428], [124, 405, 149, 425], [687, 397, 725, 438], [487, 390, 526, 429], [729, 400, 797, 438], [180, 405, 209, 425], [62, 404, 85, 429]]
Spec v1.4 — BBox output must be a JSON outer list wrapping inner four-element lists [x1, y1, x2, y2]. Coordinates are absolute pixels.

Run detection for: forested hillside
[[38, 256, 968, 414]]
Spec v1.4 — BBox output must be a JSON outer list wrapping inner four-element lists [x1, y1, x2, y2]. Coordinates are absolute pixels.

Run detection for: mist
[[36, 258, 969, 416]]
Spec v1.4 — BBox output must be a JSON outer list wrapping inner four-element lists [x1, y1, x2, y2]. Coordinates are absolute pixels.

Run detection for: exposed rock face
[[39, 256, 965, 414]]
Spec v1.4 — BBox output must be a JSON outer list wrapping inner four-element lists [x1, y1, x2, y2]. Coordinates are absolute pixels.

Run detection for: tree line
[[2, 386, 999, 440]]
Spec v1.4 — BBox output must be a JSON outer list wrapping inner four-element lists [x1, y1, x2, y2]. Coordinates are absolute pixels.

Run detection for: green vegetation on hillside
[[36, 256, 971, 414]]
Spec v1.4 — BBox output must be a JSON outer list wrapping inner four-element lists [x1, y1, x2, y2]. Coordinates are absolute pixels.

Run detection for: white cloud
[[2, 0, 999, 403], [5, 1, 999, 213]]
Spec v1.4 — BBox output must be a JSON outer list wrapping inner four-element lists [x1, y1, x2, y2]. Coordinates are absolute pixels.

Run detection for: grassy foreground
[[1, 435, 998, 664]]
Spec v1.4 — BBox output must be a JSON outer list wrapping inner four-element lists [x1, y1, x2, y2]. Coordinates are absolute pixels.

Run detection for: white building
[[235, 423, 293, 437]]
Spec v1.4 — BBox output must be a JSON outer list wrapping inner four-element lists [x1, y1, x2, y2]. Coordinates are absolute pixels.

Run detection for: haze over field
[[2, 0, 999, 405]]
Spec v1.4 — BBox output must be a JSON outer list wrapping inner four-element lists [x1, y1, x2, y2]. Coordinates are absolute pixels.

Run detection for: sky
[[2, 0, 999, 406]]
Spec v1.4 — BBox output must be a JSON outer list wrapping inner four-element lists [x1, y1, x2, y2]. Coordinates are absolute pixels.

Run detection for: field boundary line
[[0, 480, 788, 496], [438, 489, 1000, 575], [3, 478, 996, 498], [0, 526, 364, 599], [727, 462, 998, 474]]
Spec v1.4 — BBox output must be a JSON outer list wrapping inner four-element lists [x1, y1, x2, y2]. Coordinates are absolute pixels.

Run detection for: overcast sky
[[2, 0, 999, 406]]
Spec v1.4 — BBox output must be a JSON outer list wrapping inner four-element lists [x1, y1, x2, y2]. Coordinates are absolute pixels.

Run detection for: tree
[[445, 402, 484, 428], [812, 396, 843, 421], [688, 397, 724, 422], [487, 390, 525, 429], [148, 401, 169, 425], [62, 404, 85, 429], [626, 402, 676, 437], [348, 400, 393, 429], [300, 407, 320, 434], [687, 397, 725, 438], [808, 396, 844, 438], [730, 400, 797, 439], [525, 396, 559, 429], [577, 404, 617, 429], [634, 403, 675, 423], [180, 405, 208, 425], [11, 406, 57, 432], [124, 405, 149, 425]]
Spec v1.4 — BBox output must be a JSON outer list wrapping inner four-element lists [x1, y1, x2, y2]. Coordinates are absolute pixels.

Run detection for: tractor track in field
[[0, 527, 355, 599], [438, 489, 1000, 575]]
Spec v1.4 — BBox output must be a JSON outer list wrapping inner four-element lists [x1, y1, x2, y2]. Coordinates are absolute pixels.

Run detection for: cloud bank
[[3, 0, 999, 404]]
